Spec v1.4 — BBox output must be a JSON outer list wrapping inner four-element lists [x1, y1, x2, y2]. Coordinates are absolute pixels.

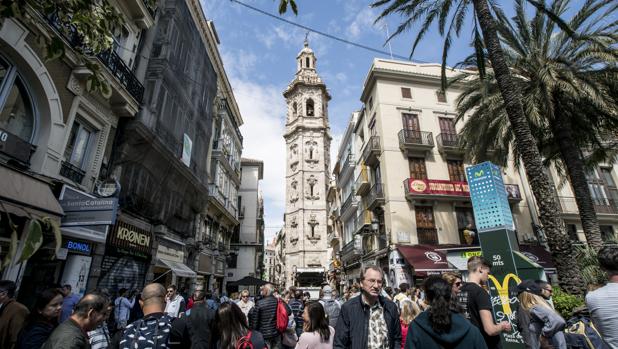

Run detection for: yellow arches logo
[[488, 273, 521, 315]]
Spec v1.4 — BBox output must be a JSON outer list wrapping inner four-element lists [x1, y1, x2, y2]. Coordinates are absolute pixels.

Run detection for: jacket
[[334, 295, 402, 349], [16, 321, 55, 349], [404, 311, 488, 349], [250, 295, 290, 340], [0, 300, 30, 349], [42, 318, 90, 349], [528, 305, 567, 349], [187, 303, 216, 349]]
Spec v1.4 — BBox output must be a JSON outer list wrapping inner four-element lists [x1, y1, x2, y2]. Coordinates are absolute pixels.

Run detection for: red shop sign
[[407, 179, 470, 196]]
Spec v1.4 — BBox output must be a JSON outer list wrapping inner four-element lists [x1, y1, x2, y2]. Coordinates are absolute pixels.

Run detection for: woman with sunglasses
[[237, 289, 254, 321]]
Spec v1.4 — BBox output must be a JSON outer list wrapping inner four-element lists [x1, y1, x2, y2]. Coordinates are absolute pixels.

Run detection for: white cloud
[[345, 6, 381, 40]]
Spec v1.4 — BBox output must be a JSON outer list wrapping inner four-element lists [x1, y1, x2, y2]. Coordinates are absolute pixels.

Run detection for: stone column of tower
[[282, 39, 331, 288]]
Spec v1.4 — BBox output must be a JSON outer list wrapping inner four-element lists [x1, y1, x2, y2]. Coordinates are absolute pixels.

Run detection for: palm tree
[[453, 0, 618, 252], [367, 0, 606, 295]]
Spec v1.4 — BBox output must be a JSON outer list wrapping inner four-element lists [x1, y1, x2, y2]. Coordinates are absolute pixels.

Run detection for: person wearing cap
[[319, 285, 341, 328], [517, 280, 566, 349]]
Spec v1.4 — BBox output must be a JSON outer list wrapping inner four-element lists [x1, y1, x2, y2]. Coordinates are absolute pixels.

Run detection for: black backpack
[[120, 314, 175, 349]]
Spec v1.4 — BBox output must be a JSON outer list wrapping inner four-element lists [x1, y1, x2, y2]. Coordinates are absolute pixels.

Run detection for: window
[[0, 57, 35, 143], [305, 57, 310, 68], [306, 99, 314, 116], [566, 224, 579, 241], [447, 160, 466, 182], [64, 118, 95, 170], [600, 225, 615, 241], [415, 206, 438, 244], [227, 253, 238, 268], [292, 102, 297, 117], [601, 168, 618, 205], [436, 90, 447, 103], [409, 157, 427, 179], [401, 87, 412, 99], [402, 113, 419, 131], [368, 97, 373, 110]]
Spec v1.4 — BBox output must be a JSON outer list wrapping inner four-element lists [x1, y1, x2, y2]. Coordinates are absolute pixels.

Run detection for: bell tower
[[282, 38, 331, 288]]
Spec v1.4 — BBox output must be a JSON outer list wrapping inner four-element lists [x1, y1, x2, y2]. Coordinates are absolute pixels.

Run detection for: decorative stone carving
[[307, 214, 320, 244], [290, 216, 299, 245], [305, 175, 319, 200], [289, 179, 299, 205]]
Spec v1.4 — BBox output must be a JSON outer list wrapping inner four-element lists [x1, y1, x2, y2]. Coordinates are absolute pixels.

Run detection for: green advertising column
[[466, 162, 544, 349]]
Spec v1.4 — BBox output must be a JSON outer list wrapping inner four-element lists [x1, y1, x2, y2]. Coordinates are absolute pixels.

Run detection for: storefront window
[[0, 57, 36, 142]]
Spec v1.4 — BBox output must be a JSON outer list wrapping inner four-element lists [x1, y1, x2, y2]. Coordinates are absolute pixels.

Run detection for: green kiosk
[[466, 162, 547, 348]]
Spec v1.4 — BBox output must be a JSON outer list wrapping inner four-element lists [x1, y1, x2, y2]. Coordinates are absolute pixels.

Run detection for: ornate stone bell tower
[[282, 38, 331, 288]]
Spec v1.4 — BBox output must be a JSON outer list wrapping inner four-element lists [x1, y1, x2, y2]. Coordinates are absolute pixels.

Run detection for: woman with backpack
[[296, 301, 334, 349], [404, 276, 487, 349], [517, 282, 567, 349], [213, 301, 266, 349]]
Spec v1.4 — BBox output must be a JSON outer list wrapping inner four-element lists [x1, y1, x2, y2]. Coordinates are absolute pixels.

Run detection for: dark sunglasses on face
[[455, 282, 462, 287]]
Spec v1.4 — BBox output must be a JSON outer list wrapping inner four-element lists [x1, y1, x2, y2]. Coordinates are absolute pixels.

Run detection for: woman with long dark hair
[[296, 301, 334, 349], [404, 276, 487, 349], [213, 301, 265, 349], [15, 288, 63, 349]]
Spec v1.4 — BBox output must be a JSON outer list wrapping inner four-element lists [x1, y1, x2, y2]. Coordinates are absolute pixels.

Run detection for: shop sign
[[461, 250, 482, 258], [0, 127, 33, 164], [65, 239, 92, 255], [407, 179, 469, 196], [156, 244, 184, 263], [60, 190, 118, 226], [108, 220, 153, 258]]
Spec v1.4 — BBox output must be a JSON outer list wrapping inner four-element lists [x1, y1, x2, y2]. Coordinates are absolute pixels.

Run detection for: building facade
[[282, 39, 331, 289], [226, 158, 265, 293], [263, 239, 276, 284], [337, 59, 542, 288], [0, 0, 155, 305]]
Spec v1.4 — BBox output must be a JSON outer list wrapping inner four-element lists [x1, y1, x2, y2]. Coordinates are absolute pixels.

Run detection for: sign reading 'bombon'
[[407, 179, 470, 196]]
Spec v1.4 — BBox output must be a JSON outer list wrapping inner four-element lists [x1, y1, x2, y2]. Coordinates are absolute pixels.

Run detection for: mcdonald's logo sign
[[488, 273, 521, 315]]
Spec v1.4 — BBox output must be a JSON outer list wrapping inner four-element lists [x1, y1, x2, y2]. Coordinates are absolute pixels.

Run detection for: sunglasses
[[454, 282, 462, 287]]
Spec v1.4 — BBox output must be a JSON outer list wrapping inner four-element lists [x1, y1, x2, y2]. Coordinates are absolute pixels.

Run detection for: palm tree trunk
[[472, 0, 584, 295], [550, 112, 603, 251]]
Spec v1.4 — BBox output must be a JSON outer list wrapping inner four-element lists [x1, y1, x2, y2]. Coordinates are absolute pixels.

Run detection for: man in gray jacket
[[43, 292, 109, 349]]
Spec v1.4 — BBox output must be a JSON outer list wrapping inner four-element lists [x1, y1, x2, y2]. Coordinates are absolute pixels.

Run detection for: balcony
[[418, 228, 439, 244], [361, 136, 381, 167], [46, 13, 144, 104], [355, 169, 370, 196], [208, 184, 239, 223], [340, 238, 362, 263], [125, 0, 156, 29], [365, 183, 385, 210], [327, 229, 340, 246], [436, 133, 464, 156], [60, 161, 86, 184], [340, 153, 355, 181], [355, 210, 372, 235], [340, 192, 359, 218], [398, 129, 434, 156], [0, 127, 37, 166], [558, 196, 618, 216]]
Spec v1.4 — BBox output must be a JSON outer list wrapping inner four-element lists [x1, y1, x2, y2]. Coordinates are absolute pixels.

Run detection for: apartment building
[[337, 59, 548, 287], [263, 239, 276, 284], [0, 0, 155, 302], [226, 158, 265, 293]]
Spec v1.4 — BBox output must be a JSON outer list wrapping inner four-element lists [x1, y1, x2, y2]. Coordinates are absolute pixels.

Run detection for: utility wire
[[229, 0, 414, 61]]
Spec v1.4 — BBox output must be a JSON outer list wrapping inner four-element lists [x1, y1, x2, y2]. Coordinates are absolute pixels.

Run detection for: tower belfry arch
[[282, 39, 331, 288]]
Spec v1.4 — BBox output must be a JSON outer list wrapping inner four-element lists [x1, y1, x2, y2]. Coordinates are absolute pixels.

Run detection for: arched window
[[292, 102, 297, 117], [306, 99, 314, 116], [0, 57, 36, 143], [306, 57, 310, 68]]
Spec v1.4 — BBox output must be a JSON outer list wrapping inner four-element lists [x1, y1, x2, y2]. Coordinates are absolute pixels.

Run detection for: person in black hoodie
[[16, 288, 63, 349], [405, 276, 487, 349]]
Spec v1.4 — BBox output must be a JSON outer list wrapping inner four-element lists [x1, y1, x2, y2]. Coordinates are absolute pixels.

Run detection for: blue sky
[[198, 0, 589, 243]]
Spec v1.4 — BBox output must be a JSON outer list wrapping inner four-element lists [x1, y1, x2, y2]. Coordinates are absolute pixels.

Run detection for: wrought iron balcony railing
[[60, 161, 86, 184], [361, 136, 381, 166]]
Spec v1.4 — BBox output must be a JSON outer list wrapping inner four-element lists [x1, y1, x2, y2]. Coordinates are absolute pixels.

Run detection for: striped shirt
[[586, 283, 618, 348], [88, 323, 111, 349]]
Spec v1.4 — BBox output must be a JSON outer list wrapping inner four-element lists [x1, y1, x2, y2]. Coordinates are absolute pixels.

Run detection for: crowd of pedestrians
[[0, 244, 616, 348]]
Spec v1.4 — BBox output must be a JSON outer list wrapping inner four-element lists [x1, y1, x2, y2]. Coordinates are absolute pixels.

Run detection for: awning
[[397, 244, 456, 274], [228, 276, 268, 286], [519, 245, 556, 271], [156, 258, 197, 278], [0, 165, 63, 221]]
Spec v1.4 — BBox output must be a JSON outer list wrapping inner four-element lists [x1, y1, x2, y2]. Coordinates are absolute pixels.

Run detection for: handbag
[[281, 314, 298, 346]]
